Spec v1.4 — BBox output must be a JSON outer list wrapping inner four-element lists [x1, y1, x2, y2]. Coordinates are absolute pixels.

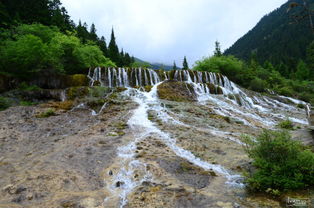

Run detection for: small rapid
[[104, 79, 244, 207]]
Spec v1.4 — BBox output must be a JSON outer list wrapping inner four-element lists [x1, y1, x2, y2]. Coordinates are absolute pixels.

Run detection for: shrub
[[243, 130, 314, 195], [249, 78, 268, 92], [36, 108, 56, 118], [277, 119, 294, 130], [0, 97, 10, 111]]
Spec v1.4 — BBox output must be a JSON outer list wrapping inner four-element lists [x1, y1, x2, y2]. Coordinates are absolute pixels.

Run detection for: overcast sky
[[61, 0, 287, 66]]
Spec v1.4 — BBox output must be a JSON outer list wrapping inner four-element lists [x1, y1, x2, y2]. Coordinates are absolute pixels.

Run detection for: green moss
[[66, 87, 89, 100], [18, 82, 41, 91], [157, 81, 196, 102], [114, 122, 128, 130], [144, 85, 153, 92], [277, 119, 294, 130], [36, 108, 56, 118], [69, 74, 88, 86], [0, 97, 11, 111], [20, 101, 36, 106]]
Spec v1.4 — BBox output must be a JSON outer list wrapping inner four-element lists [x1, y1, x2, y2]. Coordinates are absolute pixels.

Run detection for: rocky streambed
[[1, 69, 314, 208]]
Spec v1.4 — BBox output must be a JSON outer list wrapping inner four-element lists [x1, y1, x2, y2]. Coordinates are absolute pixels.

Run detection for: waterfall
[[104, 82, 244, 207], [87, 67, 309, 117]]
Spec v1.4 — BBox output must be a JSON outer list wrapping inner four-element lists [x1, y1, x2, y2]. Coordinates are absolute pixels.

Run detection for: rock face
[[157, 80, 197, 102]]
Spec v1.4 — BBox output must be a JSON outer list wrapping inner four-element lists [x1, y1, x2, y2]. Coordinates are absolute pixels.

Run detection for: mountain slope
[[224, 0, 314, 66]]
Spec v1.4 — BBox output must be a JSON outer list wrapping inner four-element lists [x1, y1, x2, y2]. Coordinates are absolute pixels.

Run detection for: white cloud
[[61, 0, 287, 66]]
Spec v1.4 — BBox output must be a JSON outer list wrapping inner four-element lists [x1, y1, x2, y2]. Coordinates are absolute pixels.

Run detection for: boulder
[[157, 80, 196, 102]]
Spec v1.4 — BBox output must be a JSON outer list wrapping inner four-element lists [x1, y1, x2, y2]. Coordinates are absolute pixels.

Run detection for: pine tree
[[98, 36, 108, 57], [307, 41, 314, 80], [214, 41, 222, 57], [173, 61, 177, 70], [108, 28, 120, 65], [295, 60, 310, 80], [182, 56, 189, 70], [89, 23, 98, 42]]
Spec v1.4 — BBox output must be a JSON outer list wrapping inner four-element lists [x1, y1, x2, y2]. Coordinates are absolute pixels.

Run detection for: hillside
[[224, 0, 314, 67]]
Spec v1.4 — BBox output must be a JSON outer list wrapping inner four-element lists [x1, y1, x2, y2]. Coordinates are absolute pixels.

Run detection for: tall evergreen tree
[[173, 61, 177, 70], [295, 60, 310, 80], [89, 23, 98, 42], [108, 28, 120, 65], [182, 56, 189, 70], [98, 36, 108, 57], [214, 41, 222, 57], [307, 41, 314, 79]]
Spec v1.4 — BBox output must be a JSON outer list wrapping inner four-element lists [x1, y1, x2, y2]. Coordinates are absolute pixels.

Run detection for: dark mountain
[[224, 0, 314, 67]]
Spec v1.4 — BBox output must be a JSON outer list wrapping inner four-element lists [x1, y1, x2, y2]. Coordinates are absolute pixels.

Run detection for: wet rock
[[157, 80, 197, 102], [116, 181, 125, 188], [157, 158, 213, 189]]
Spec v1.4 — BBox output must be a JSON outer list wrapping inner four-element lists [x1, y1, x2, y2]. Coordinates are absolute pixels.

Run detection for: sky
[[61, 0, 287, 66]]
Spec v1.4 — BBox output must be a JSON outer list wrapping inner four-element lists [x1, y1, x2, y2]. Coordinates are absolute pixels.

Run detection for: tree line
[[0, 0, 135, 77]]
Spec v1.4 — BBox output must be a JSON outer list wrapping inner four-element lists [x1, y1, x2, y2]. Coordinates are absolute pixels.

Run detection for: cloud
[[61, 0, 287, 66]]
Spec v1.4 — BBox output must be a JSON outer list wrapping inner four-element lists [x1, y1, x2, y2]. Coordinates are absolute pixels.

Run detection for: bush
[[243, 130, 314, 195], [0, 97, 10, 111], [194, 55, 244, 77], [36, 108, 56, 118], [277, 119, 294, 130], [249, 78, 268, 92]]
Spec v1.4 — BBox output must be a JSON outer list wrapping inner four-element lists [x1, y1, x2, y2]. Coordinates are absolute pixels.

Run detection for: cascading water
[[104, 80, 244, 207]]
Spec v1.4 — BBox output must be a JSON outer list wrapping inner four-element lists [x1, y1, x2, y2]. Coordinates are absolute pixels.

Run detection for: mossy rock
[[157, 80, 196, 102], [66, 87, 89, 100], [43, 101, 74, 111], [207, 83, 223, 94], [68, 74, 89, 87]]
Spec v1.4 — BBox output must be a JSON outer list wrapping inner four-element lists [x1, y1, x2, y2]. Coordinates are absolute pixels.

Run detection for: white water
[[105, 81, 244, 207], [92, 67, 310, 207]]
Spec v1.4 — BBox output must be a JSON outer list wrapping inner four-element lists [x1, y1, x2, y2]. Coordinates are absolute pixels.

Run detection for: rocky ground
[[0, 86, 313, 208]]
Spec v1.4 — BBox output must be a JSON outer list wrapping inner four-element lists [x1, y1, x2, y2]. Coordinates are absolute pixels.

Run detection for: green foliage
[[18, 82, 41, 91], [131, 61, 152, 68], [36, 108, 56, 118], [243, 130, 314, 194], [0, 97, 10, 111], [295, 60, 310, 81], [224, 0, 314, 75], [193, 52, 314, 103], [0, 24, 116, 76], [194, 55, 245, 80], [0, 34, 51, 76], [249, 78, 268, 92], [277, 119, 294, 130], [182, 56, 189, 70], [173, 61, 177, 70]]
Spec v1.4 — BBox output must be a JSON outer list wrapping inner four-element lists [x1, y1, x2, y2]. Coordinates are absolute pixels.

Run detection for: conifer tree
[[295, 60, 310, 80], [89, 23, 98, 42], [173, 61, 177, 70], [108, 28, 120, 65], [182, 56, 189, 70], [98, 36, 108, 57], [214, 41, 222, 57]]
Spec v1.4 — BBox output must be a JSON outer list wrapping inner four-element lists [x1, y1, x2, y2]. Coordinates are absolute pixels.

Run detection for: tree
[[108, 28, 120, 65], [295, 60, 310, 80], [173, 61, 177, 70], [89, 23, 98, 42], [307, 41, 314, 79], [214, 41, 222, 57], [98, 36, 108, 57], [182, 56, 189, 70]]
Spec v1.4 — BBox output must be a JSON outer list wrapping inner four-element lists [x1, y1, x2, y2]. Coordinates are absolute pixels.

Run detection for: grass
[[36, 108, 56, 118], [0, 97, 11, 111], [277, 119, 294, 130]]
